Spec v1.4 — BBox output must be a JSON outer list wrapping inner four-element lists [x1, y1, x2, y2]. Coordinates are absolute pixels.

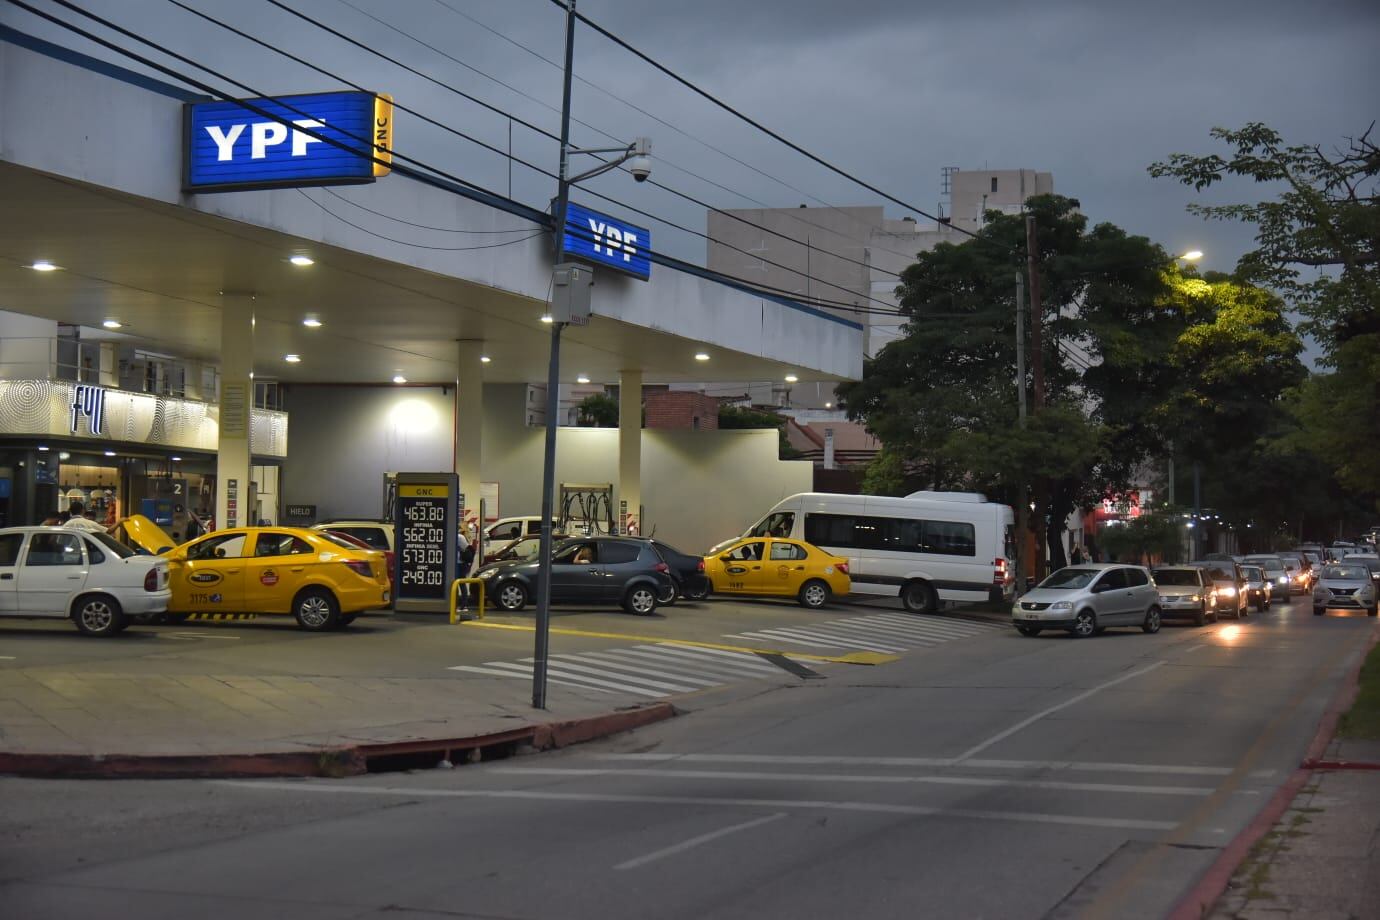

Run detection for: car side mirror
[[1091, 582, 1107, 593]]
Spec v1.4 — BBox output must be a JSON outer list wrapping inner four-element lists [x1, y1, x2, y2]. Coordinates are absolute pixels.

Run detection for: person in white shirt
[[62, 501, 108, 533]]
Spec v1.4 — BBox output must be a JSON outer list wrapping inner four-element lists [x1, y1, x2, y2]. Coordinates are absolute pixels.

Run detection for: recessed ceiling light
[[392, 375, 407, 384], [58, 451, 70, 461], [785, 374, 799, 383], [171, 456, 182, 462], [289, 255, 314, 266], [284, 354, 302, 363], [102, 319, 123, 329], [302, 317, 322, 328], [694, 352, 710, 361], [31, 260, 58, 272], [103, 450, 116, 457], [540, 314, 554, 324], [37, 445, 49, 451], [480, 355, 491, 364], [576, 375, 590, 384]]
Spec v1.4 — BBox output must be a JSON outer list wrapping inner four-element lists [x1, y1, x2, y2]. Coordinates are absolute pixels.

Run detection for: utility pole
[[1025, 214, 1048, 579], [1192, 460, 1202, 560], [532, 0, 579, 710], [1015, 271, 1028, 589]]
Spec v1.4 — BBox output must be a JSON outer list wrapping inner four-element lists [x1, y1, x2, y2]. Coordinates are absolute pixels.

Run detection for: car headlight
[[1278, 576, 1289, 584], [478, 568, 497, 579], [1190, 594, 1201, 602], [1049, 601, 1073, 610], [1218, 586, 1236, 597]]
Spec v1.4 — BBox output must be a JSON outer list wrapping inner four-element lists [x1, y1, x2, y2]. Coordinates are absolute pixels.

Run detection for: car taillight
[[344, 560, 372, 578], [654, 562, 669, 573], [697, 559, 705, 572], [993, 557, 1009, 584], [836, 561, 849, 575], [144, 568, 159, 592]]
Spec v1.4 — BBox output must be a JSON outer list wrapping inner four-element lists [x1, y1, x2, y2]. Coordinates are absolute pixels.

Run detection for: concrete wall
[[0, 310, 56, 378], [280, 383, 811, 552]]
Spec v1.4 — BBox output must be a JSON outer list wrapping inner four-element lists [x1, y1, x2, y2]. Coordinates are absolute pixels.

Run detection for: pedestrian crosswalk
[[449, 643, 786, 699], [724, 612, 1001, 654]]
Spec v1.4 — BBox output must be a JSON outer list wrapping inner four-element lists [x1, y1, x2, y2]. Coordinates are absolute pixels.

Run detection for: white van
[[736, 492, 1016, 613]]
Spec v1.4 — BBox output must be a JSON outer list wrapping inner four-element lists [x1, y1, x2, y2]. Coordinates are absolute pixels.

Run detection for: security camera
[[628, 155, 652, 182]]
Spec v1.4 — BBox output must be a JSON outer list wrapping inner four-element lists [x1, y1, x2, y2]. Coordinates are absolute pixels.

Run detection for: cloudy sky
[[5, 0, 1377, 282]]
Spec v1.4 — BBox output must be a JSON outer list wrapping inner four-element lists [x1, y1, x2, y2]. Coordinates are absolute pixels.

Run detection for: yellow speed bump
[[460, 621, 898, 666]]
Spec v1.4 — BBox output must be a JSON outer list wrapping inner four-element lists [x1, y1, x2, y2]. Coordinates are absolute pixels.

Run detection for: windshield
[[1038, 567, 1099, 590], [88, 532, 136, 559], [1153, 569, 1199, 587], [1203, 566, 1235, 582], [1244, 556, 1283, 569], [1324, 565, 1368, 580], [1240, 566, 1263, 580]]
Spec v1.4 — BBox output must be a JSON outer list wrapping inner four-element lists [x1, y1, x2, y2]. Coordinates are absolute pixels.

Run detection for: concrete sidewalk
[[1210, 737, 1380, 919]]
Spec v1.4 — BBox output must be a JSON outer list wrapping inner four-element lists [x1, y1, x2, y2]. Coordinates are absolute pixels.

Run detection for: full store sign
[[184, 91, 393, 192], [562, 202, 651, 281]]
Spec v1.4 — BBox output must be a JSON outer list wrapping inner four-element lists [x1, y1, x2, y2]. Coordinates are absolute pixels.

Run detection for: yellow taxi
[[703, 536, 850, 608], [118, 516, 391, 630]]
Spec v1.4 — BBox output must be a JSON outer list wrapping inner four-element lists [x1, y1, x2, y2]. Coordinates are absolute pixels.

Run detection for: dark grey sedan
[[477, 536, 674, 615]]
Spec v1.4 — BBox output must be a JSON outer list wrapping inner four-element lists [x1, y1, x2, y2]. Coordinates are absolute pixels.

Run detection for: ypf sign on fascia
[[184, 91, 393, 192]]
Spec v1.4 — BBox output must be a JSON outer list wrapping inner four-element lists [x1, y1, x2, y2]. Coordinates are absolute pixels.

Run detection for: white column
[[97, 341, 119, 388], [455, 340, 484, 535], [618, 369, 642, 535], [216, 295, 254, 530]]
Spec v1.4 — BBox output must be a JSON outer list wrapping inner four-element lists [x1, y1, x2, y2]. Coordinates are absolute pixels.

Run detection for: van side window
[[806, 513, 975, 556], [921, 521, 976, 557], [750, 512, 795, 539]]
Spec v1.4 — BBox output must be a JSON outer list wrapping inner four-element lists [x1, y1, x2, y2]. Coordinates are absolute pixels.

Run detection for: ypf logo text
[[204, 119, 327, 161], [586, 218, 639, 264]]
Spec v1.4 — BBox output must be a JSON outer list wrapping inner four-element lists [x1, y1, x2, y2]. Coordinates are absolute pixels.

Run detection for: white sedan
[[0, 527, 170, 636]]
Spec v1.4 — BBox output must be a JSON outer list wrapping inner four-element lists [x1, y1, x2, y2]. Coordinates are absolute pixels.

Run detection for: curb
[[1168, 624, 1380, 920], [0, 702, 676, 780]]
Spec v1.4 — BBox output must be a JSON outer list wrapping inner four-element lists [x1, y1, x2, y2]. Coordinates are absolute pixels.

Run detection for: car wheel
[[656, 580, 678, 606], [71, 594, 127, 637], [1142, 606, 1161, 634], [293, 588, 340, 632], [1071, 608, 1096, 638], [798, 579, 831, 610], [496, 581, 528, 612], [900, 580, 936, 614], [1016, 625, 1041, 637], [1194, 604, 1206, 627], [623, 585, 658, 616], [683, 580, 710, 601], [1313, 606, 1325, 616]]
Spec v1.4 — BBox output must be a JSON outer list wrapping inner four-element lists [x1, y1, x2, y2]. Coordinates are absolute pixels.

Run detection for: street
[[2, 594, 1371, 919]]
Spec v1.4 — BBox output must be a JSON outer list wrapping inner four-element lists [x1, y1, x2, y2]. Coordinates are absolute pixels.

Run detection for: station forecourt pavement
[[0, 594, 1002, 764]]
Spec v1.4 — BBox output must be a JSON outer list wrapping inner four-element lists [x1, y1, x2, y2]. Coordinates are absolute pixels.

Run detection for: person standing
[[62, 500, 108, 533]]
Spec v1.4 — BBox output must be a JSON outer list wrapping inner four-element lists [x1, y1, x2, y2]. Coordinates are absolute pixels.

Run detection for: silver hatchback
[[1012, 563, 1161, 638], [1312, 563, 1378, 616]]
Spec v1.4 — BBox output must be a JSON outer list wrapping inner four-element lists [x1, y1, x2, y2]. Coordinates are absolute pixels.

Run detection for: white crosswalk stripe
[[727, 612, 1000, 653], [448, 643, 788, 699]]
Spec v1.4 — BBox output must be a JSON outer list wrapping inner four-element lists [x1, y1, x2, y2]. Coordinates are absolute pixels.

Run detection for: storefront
[[0, 379, 286, 536]]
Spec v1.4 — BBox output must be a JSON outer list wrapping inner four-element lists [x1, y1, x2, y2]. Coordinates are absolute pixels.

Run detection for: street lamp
[[1179, 250, 1203, 262], [532, 0, 652, 710]]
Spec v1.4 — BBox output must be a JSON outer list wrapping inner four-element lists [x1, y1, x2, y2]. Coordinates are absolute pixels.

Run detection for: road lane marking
[[518, 658, 701, 695], [953, 661, 1168, 762], [219, 781, 1179, 832], [558, 652, 722, 688], [160, 632, 242, 641], [447, 664, 612, 693], [460, 620, 897, 665], [613, 813, 788, 870], [489, 766, 1214, 796], [590, 753, 1236, 776]]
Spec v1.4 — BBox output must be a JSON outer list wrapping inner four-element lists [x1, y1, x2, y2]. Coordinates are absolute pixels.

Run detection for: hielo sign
[[562, 202, 651, 281], [185, 91, 393, 192]]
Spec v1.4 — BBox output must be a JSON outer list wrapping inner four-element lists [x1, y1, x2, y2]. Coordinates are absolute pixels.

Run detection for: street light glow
[[1180, 250, 1204, 262]]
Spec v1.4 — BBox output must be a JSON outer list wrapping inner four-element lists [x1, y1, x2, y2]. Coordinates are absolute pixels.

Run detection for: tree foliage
[[718, 405, 804, 460], [575, 393, 618, 427]]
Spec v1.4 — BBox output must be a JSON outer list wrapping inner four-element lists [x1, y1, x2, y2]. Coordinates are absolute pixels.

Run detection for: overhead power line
[[553, 0, 1018, 257]]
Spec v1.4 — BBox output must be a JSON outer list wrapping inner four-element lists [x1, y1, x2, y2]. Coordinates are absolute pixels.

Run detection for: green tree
[[575, 393, 618, 427], [840, 195, 1179, 573], [1150, 123, 1380, 499]]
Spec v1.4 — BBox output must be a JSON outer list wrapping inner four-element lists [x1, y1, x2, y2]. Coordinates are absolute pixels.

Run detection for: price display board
[[392, 473, 458, 612]]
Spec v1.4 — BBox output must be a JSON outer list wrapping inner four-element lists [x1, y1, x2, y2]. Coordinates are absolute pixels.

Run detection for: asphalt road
[[1, 594, 1373, 919]]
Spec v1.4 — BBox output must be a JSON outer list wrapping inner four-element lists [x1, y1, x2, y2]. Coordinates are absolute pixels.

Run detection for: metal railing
[[0, 337, 220, 402], [449, 578, 488, 623]]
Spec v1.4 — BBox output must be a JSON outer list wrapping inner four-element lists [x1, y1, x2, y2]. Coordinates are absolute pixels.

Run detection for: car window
[[24, 532, 84, 566], [87, 532, 135, 559], [1153, 569, 1200, 587], [1124, 568, 1149, 587], [1241, 566, 1262, 580], [0, 533, 24, 566], [1097, 569, 1128, 591], [726, 541, 766, 562], [334, 527, 389, 550], [555, 542, 597, 565], [749, 512, 796, 539], [254, 533, 315, 557], [1038, 567, 1099, 589], [599, 542, 641, 565], [489, 522, 520, 542], [186, 533, 247, 560], [1325, 565, 1368, 579], [769, 542, 807, 561]]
